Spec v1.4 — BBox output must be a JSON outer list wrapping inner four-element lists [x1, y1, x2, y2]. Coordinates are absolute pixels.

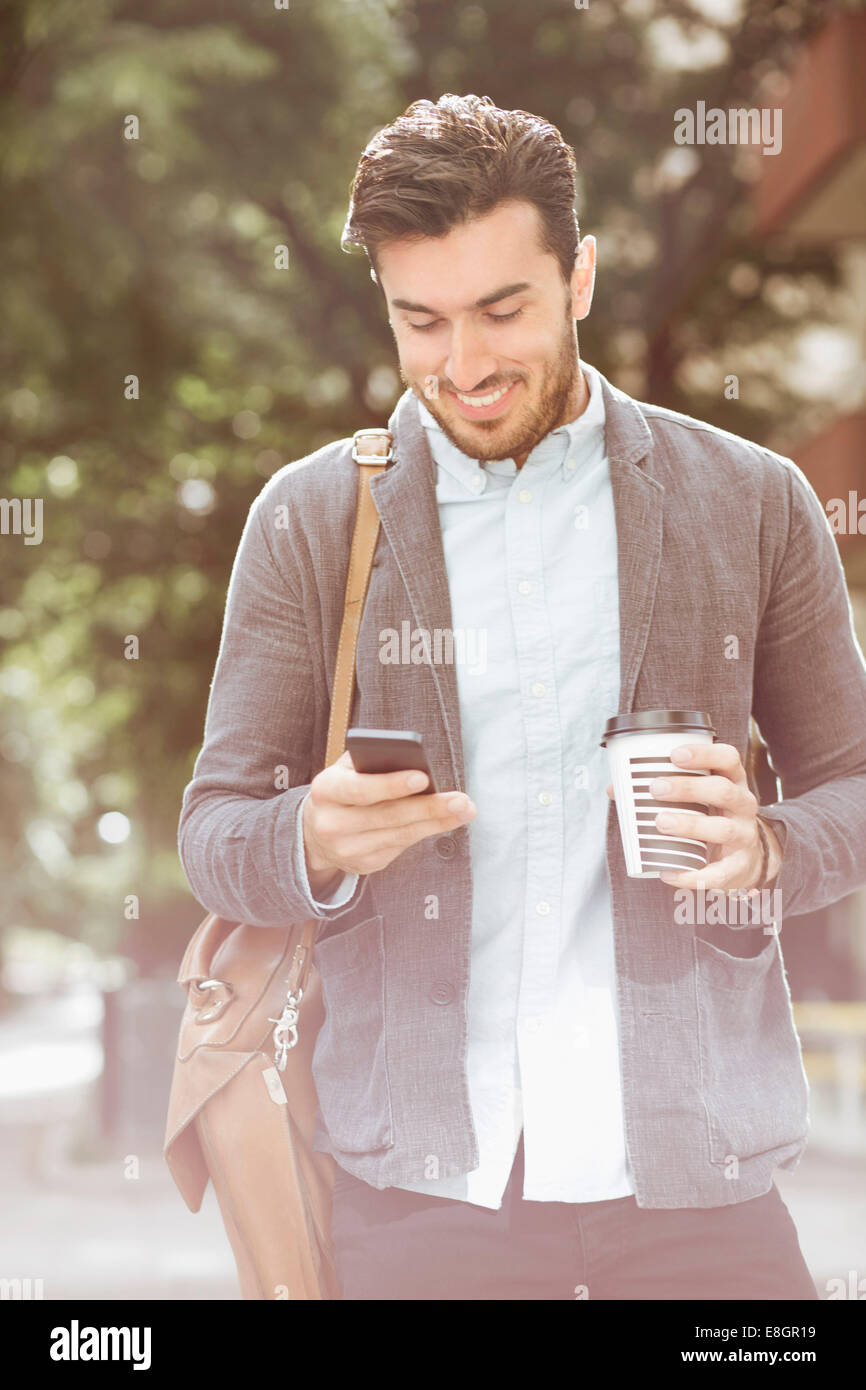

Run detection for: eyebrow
[[390, 281, 533, 315]]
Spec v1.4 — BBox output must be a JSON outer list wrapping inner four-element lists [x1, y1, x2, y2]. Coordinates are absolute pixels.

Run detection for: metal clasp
[[268, 986, 304, 1071]]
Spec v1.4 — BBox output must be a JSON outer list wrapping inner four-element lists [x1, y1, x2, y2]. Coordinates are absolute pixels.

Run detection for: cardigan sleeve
[[177, 478, 368, 927], [751, 454, 866, 917]]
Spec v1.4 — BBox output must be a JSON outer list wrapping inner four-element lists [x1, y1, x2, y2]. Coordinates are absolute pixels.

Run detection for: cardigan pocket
[[311, 913, 394, 1154], [695, 933, 809, 1166]]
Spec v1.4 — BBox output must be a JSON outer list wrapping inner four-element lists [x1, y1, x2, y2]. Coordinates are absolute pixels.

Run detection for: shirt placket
[[507, 456, 565, 1074]]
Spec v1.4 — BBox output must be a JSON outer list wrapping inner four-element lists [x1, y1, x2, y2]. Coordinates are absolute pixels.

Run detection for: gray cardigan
[[178, 371, 866, 1206]]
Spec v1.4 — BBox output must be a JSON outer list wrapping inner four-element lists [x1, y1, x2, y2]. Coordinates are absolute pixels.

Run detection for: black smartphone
[[345, 728, 439, 794]]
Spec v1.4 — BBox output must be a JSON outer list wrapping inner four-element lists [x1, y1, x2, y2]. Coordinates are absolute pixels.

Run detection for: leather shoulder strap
[[325, 427, 393, 768], [290, 429, 392, 991]]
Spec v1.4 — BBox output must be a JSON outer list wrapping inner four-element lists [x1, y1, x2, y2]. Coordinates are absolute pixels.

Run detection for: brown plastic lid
[[600, 709, 715, 747]]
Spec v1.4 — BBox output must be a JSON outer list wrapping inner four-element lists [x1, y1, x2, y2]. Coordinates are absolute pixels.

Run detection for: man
[[178, 94, 866, 1300]]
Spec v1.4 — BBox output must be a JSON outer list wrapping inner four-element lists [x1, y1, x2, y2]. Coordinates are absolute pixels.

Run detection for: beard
[[403, 298, 580, 463]]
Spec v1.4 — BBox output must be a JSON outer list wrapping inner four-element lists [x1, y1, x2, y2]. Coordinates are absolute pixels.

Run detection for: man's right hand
[[302, 749, 477, 887]]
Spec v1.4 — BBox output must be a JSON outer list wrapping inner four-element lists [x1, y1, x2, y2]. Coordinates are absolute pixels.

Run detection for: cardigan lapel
[[368, 388, 469, 794], [596, 373, 665, 715]]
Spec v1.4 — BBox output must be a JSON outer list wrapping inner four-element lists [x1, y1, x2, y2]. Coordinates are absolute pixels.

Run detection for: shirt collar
[[417, 361, 606, 494]]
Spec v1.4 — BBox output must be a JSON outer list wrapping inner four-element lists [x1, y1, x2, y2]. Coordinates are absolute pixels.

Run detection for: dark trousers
[[329, 1132, 819, 1300]]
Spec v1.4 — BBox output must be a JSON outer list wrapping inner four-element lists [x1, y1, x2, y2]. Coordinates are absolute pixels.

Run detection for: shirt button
[[525, 1016, 543, 1032], [429, 980, 455, 1006], [531, 682, 546, 697], [538, 791, 552, 805], [536, 901, 551, 916], [518, 489, 532, 503], [567, 459, 576, 470], [517, 580, 532, 595], [470, 475, 482, 490], [435, 834, 457, 858]]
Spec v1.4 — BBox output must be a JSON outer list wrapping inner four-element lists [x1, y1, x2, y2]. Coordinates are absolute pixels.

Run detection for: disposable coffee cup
[[600, 710, 716, 879]]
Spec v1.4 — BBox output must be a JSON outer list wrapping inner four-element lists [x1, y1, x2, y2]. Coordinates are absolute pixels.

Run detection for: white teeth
[[455, 384, 510, 407]]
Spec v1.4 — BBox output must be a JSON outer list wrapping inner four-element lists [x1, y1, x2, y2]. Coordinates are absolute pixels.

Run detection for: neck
[[512, 364, 589, 470]]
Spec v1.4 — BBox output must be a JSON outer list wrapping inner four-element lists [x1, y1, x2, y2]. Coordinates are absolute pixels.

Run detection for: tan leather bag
[[163, 428, 393, 1300]]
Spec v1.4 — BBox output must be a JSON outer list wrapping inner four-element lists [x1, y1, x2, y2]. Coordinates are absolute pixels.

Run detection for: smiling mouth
[[454, 384, 510, 407], [446, 379, 521, 418]]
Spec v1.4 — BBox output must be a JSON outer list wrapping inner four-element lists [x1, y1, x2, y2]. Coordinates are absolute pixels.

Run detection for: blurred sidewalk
[[0, 1141, 862, 1301], [0, 1146, 241, 1301], [0, 983, 864, 1300], [0, 982, 241, 1300], [776, 1150, 866, 1297]]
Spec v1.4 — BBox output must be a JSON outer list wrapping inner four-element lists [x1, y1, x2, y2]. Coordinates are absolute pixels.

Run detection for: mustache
[[434, 376, 522, 395]]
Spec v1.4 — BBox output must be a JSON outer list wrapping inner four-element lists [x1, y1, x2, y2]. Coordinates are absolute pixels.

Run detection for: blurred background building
[[752, 8, 866, 1158]]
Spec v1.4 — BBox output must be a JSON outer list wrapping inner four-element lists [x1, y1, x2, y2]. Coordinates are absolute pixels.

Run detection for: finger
[[650, 773, 755, 816], [652, 810, 749, 849], [669, 742, 749, 786], [327, 790, 475, 837], [329, 801, 477, 867], [323, 756, 433, 806], [657, 847, 756, 891]]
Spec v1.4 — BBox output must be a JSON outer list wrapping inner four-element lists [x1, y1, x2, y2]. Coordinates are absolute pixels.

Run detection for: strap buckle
[[352, 428, 393, 465]]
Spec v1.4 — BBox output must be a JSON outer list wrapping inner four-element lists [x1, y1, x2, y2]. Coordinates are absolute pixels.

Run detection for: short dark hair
[[342, 94, 580, 284]]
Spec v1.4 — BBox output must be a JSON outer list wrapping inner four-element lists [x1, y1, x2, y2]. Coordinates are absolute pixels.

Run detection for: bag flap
[[165, 1046, 263, 1163]]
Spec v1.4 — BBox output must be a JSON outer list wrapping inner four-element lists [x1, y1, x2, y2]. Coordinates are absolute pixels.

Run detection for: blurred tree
[[0, 0, 406, 964], [0, 0, 858, 969], [398, 0, 841, 439]]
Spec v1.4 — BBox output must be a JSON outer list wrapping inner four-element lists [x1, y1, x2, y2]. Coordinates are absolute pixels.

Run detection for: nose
[[444, 320, 499, 394]]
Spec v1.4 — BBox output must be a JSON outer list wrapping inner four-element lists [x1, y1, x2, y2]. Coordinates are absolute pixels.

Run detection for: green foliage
[[0, 0, 856, 966]]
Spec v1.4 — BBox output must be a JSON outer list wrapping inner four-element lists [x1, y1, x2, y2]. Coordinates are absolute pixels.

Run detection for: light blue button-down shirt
[[295, 361, 634, 1208]]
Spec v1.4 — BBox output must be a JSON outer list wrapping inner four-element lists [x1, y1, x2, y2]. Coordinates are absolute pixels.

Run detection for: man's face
[[376, 199, 595, 464]]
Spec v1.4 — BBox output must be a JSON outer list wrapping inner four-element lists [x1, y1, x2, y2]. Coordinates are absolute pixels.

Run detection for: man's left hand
[[605, 741, 783, 893]]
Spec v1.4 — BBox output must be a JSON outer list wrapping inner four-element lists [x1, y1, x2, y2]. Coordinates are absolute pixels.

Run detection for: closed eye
[[408, 307, 524, 333]]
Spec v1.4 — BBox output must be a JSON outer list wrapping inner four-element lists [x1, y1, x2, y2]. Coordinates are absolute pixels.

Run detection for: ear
[[570, 235, 596, 322]]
